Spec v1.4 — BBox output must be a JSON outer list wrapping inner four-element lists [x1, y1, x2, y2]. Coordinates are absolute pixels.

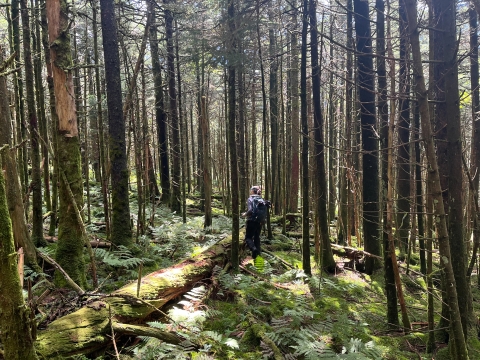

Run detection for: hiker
[[241, 186, 269, 262]]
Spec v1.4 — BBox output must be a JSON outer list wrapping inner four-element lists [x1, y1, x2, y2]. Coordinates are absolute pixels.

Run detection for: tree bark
[[200, 96, 212, 228], [165, 0, 181, 213], [353, 0, 381, 274], [148, 1, 170, 204], [21, 0, 45, 247], [301, 0, 311, 276], [309, 0, 335, 272], [228, 0, 240, 271], [288, 0, 300, 214], [404, 0, 469, 357], [0, 51, 39, 270], [431, 0, 469, 339], [100, 0, 132, 246], [377, 0, 398, 328], [0, 148, 38, 360], [92, 2, 111, 240], [47, 0, 87, 288], [396, 1, 411, 255], [269, 9, 279, 214]]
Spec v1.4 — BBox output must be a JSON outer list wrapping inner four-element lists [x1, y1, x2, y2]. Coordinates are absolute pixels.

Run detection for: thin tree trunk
[[11, 0, 29, 200], [425, 171, 435, 353], [301, 0, 311, 276], [269, 8, 279, 214], [386, 87, 411, 331], [469, 3, 480, 269], [288, 0, 299, 213], [0, 148, 38, 360], [0, 51, 40, 271], [165, 0, 181, 213], [404, 0, 468, 357], [175, 22, 187, 224], [228, 0, 239, 271], [354, 0, 380, 274], [238, 41, 247, 205], [21, 0, 45, 247], [431, 0, 469, 340], [396, 1, 411, 255], [41, 0, 59, 237], [148, 1, 170, 204], [377, 0, 398, 328], [414, 100, 426, 275], [33, 0, 51, 225], [200, 96, 212, 228], [100, 0, 132, 246], [92, 2, 110, 240], [309, 0, 335, 272]]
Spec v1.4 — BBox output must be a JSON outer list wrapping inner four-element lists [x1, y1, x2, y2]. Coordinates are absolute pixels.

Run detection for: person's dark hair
[[251, 186, 260, 194]]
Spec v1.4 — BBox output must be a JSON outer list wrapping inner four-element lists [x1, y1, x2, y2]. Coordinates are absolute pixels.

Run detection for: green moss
[[0, 154, 38, 360], [51, 31, 73, 70], [55, 135, 86, 288], [36, 303, 109, 358]]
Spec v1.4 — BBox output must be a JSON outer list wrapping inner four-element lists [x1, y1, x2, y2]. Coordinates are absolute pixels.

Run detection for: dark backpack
[[251, 196, 270, 224]]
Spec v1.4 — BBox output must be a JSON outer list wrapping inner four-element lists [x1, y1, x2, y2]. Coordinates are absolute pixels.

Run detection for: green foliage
[[94, 245, 152, 270]]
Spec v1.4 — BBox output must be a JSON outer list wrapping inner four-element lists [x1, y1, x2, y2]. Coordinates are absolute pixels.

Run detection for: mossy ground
[[34, 182, 480, 359]]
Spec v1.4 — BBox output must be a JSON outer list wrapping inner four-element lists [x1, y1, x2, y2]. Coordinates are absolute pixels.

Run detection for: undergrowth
[[38, 183, 480, 359]]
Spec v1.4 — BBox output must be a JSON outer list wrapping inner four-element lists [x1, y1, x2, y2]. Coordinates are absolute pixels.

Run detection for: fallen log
[[330, 243, 383, 261], [44, 235, 112, 248], [35, 237, 231, 358]]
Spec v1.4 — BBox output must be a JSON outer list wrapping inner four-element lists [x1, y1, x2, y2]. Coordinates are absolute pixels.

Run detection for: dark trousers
[[245, 220, 262, 258]]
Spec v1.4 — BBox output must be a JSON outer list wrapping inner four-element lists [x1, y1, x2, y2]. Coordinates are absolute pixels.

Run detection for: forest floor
[[26, 185, 480, 359]]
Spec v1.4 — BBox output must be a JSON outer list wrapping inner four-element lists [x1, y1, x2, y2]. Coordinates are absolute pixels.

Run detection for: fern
[[95, 246, 153, 269], [339, 338, 383, 360], [290, 334, 337, 360]]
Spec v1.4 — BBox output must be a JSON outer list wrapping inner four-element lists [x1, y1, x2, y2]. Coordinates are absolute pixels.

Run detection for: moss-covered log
[[36, 238, 231, 358]]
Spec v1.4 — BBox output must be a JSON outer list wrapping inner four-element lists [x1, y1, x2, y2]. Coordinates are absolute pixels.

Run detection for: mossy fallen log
[[36, 237, 231, 359]]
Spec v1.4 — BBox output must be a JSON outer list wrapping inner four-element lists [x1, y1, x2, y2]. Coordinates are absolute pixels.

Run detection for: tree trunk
[[404, 0, 469, 357], [11, 0, 29, 201], [301, 0, 311, 276], [92, 2, 111, 240], [396, 1, 411, 255], [165, 0, 181, 213], [431, 0, 469, 340], [288, 0, 299, 214], [21, 0, 45, 248], [228, 0, 240, 271], [0, 149, 38, 360], [148, 1, 170, 204], [377, 0, 398, 328], [200, 96, 212, 228], [0, 51, 39, 271], [269, 9, 279, 214], [41, 0, 59, 238], [33, 0, 51, 227], [353, 0, 380, 274], [47, 0, 86, 288], [100, 0, 132, 247], [309, 0, 335, 272]]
